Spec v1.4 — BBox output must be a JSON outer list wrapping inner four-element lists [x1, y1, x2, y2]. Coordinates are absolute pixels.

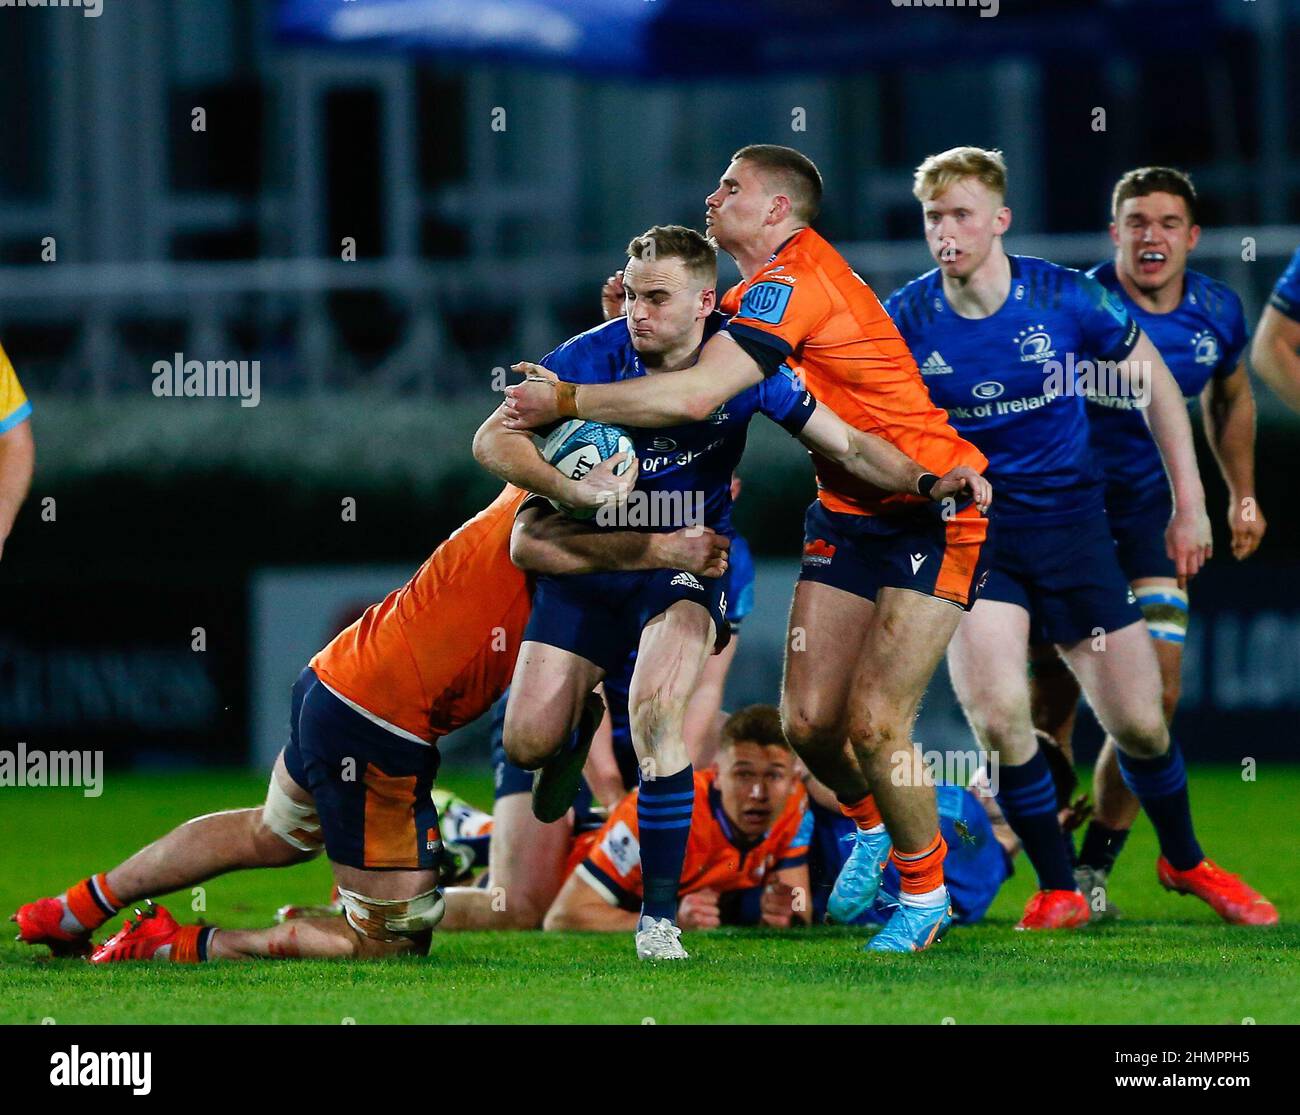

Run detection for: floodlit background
[[1, 0, 1298, 771]]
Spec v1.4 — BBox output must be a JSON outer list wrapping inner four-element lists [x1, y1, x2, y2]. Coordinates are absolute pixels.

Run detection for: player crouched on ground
[[543, 705, 811, 932]]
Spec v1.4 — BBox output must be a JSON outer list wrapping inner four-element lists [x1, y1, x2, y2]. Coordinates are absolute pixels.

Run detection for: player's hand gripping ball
[[542, 419, 636, 519]]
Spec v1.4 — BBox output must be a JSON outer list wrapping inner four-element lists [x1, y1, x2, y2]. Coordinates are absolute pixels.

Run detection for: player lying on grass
[[883, 146, 1275, 928], [1028, 167, 1265, 916], [283, 706, 810, 933], [504, 147, 996, 954], [1250, 244, 1300, 414], [10, 479, 729, 963], [543, 705, 810, 932], [478, 221, 990, 958]]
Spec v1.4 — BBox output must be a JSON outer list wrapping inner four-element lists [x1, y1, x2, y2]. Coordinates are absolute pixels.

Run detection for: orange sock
[[839, 793, 884, 831], [168, 925, 211, 963], [892, 832, 947, 895], [64, 873, 122, 932]]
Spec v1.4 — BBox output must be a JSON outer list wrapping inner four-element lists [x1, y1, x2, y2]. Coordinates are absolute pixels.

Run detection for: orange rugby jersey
[[721, 227, 986, 517], [310, 485, 532, 743], [572, 769, 809, 908]]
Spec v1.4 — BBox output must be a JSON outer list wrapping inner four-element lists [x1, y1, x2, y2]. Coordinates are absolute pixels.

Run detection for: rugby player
[[884, 147, 1276, 929], [601, 265, 752, 771], [502, 150, 995, 954], [543, 705, 810, 932], [1029, 168, 1265, 913], [1249, 245, 1300, 413], [483, 222, 989, 957], [10, 479, 729, 962], [0, 338, 35, 561]]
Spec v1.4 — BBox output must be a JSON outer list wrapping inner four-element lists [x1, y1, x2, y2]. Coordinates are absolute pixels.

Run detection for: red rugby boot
[[10, 897, 92, 958], [1016, 888, 1091, 931], [90, 902, 188, 963], [1157, 857, 1279, 926]]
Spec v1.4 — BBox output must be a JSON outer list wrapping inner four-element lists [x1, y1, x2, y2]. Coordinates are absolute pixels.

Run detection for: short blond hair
[[626, 224, 717, 287], [913, 146, 1008, 203]]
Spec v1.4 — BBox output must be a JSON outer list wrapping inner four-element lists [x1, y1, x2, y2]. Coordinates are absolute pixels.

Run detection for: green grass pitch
[[2, 765, 1296, 1025]]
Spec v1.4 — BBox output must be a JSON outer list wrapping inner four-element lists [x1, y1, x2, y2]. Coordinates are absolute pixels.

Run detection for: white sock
[[58, 898, 88, 936], [899, 884, 949, 910]]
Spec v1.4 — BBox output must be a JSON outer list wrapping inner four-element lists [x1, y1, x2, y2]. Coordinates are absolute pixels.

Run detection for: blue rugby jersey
[[1086, 261, 1246, 512], [1268, 246, 1300, 323], [542, 314, 815, 536], [884, 256, 1139, 527]]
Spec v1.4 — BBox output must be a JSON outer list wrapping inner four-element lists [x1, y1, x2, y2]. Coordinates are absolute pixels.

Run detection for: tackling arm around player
[[479, 222, 987, 960], [507, 149, 999, 954]]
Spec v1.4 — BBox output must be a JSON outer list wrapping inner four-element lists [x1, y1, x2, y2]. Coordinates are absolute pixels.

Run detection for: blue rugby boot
[[826, 826, 893, 924], [865, 893, 952, 953]]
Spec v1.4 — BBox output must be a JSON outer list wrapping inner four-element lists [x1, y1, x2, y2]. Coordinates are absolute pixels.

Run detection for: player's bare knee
[[966, 701, 1029, 754], [780, 704, 839, 758], [1114, 717, 1169, 760], [502, 723, 556, 771]]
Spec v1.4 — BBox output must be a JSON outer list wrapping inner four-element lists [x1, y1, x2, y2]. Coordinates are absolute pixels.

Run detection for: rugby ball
[[541, 419, 636, 519]]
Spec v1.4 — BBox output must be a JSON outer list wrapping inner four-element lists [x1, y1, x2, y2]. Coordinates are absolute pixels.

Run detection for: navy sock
[[1117, 743, 1202, 871], [1078, 820, 1130, 874], [995, 751, 1076, 892], [636, 764, 694, 924]]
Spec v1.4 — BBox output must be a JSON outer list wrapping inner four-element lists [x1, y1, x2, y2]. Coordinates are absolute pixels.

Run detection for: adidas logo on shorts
[[670, 572, 704, 591]]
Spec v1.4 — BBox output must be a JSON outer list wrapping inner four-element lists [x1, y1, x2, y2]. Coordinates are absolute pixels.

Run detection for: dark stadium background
[[0, 0, 1297, 771]]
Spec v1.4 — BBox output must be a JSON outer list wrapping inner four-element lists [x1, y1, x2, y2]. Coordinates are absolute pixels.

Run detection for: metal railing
[[1, 227, 1296, 399]]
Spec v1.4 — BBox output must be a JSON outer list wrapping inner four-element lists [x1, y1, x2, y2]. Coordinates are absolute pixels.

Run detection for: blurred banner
[[274, 0, 1221, 77], [734, 560, 1300, 766], [0, 581, 247, 767], [249, 565, 408, 770], [243, 555, 1300, 776]]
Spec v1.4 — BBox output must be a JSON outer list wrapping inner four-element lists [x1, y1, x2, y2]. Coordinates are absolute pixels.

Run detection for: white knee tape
[[336, 886, 446, 942], [262, 774, 324, 852]]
